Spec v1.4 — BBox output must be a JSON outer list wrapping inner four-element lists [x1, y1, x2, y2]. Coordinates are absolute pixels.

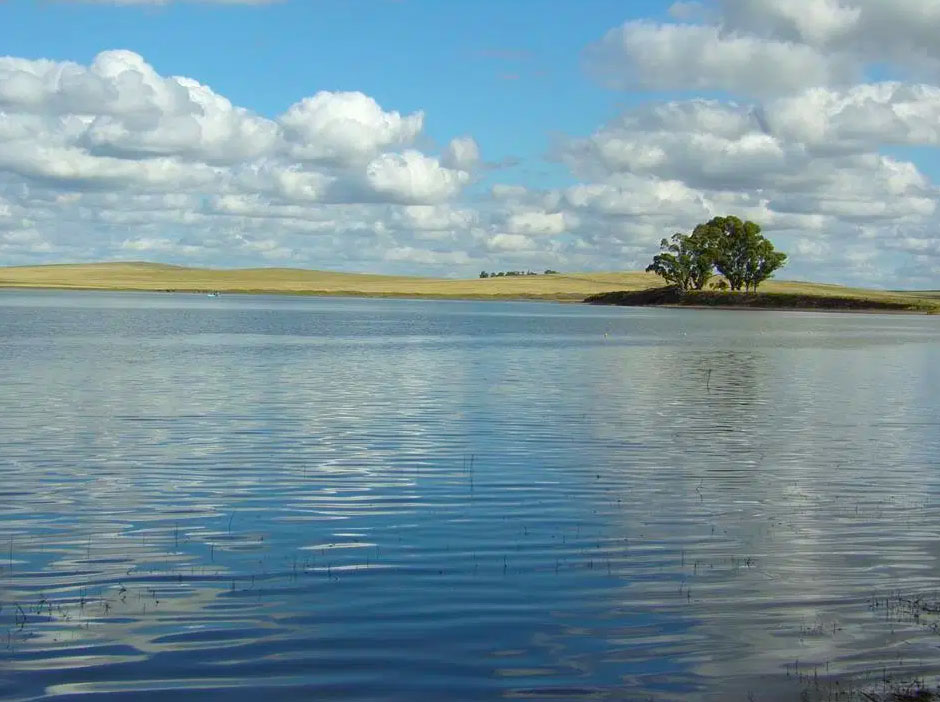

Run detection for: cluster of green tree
[[480, 269, 559, 278], [645, 216, 787, 292]]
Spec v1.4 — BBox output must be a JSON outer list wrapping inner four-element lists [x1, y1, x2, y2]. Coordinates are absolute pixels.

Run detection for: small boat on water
[[207, 291, 220, 298]]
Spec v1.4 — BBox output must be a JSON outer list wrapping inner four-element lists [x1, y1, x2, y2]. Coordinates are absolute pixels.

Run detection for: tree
[[645, 233, 695, 291], [480, 271, 489, 278], [693, 216, 786, 291], [646, 216, 787, 292], [744, 238, 788, 291], [686, 226, 720, 290], [693, 216, 755, 291], [645, 231, 716, 292]]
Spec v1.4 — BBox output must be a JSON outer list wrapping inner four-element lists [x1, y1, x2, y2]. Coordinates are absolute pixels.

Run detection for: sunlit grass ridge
[[0, 262, 937, 310]]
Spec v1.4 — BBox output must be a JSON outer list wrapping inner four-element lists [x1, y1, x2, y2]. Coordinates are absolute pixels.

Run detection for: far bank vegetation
[[586, 216, 935, 312], [645, 216, 787, 292], [480, 269, 559, 278]]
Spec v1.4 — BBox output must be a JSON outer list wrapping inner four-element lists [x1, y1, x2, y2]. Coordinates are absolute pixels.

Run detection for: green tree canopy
[[744, 237, 788, 292], [645, 233, 696, 291], [645, 229, 718, 291], [646, 216, 787, 292]]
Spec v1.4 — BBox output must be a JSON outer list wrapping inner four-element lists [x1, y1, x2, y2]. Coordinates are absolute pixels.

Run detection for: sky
[[1, 0, 940, 288]]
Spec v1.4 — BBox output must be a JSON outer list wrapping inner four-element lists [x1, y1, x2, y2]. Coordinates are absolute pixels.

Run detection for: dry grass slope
[[0, 262, 937, 310], [0, 262, 658, 300]]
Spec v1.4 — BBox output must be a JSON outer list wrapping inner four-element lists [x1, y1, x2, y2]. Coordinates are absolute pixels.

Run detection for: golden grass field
[[0, 261, 937, 310]]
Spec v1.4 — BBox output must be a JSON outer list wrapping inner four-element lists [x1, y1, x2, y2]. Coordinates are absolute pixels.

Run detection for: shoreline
[[0, 284, 587, 303], [2, 283, 936, 314], [655, 302, 931, 315], [585, 286, 939, 315], [1, 263, 936, 314]]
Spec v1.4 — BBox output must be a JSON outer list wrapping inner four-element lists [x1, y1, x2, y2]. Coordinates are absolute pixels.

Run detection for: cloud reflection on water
[[1, 292, 940, 701]]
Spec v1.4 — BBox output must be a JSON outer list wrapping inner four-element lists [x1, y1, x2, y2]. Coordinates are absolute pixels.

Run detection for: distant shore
[[1, 262, 937, 313], [0, 284, 588, 303]]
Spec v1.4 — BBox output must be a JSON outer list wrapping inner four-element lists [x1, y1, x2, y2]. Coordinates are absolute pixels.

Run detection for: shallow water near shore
[[2, 289, 940, 701]]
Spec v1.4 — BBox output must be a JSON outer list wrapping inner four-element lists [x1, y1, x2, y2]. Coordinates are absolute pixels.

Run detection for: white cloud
[[4, 1, 940, 286], [0, 50, 278, 168], [0, 50, 485, 274], [720, 0, 862, 46], [442, 137, 481, 171], [0, 51, 464, 210], [564, 176, 710, 221], [586, 21, 856, 95], [365, 151, 469, 204], [562, 92, 938, 203], [487, 233, 534, 252], [0, 141, 222, 190], [560, 2, 940, 285], [384, 246, 471, 266], [505, 210, 570, 236], [769, 83, 940, 149], [551, 76, 940, 285], [121, 237, 204, 255], [587, 2, 940, 98], [394, 204, 477, 232], [280, 91, 423, 165], [562, 100, 796, 192], [719, 0, 940, 70]]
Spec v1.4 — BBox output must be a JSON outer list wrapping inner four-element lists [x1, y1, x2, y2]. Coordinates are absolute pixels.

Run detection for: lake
[[1, 290, 939, 701]]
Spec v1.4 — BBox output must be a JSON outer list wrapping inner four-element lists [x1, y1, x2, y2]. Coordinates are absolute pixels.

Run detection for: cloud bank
[[3, 0, 940, 286], [0, 50, 481, 271]]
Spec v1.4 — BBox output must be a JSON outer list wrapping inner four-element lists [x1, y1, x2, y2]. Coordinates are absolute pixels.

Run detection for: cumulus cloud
[[487, 233, 534, 252], [505, 210, 571, 236], [0, 52, 461, 206], [442, 137, 481, 171], [394, 205, 478, 232], [555, 89, 939, 278], [562, 100, 788, 190], [365, 151, 469, 204], [564, 175, 709, 218], [384, 246, 472, 266], [560, 1, 940, 286], [588, 2, 940, 98], [586, 21, 857, 95], [280, 91, 423, 165], [0, 49, 487, 274], [719, 0, 940, 70], [769, 83, 940, 149], [4, 2, 940, 286]]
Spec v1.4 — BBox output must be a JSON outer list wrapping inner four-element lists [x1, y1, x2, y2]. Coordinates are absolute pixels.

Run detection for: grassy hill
[[0, 262, 937, 311]]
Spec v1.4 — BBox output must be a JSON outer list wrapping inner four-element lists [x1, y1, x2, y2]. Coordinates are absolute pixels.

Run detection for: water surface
[[1, 290, 939, 701]]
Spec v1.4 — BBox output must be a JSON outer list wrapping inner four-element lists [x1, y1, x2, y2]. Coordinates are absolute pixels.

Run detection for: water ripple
[[2, 291, 940, 701]]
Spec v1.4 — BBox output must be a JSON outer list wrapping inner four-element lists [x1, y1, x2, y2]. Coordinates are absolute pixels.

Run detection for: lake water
[[1, 290, 939, 701]]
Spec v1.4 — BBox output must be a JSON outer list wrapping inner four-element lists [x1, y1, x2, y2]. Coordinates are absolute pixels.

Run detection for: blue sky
[[1, 0, 940, 287]]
